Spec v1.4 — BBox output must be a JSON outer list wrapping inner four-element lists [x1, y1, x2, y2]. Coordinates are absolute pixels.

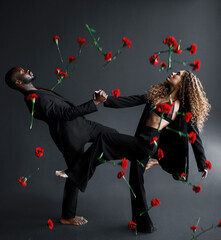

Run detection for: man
[[5, 67, 117, 226]]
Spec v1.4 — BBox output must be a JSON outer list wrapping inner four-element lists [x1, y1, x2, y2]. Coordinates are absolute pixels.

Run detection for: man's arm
[[188, 122, 208, 178], [36, 96, 99, 121], [103, 94, 146, 108]]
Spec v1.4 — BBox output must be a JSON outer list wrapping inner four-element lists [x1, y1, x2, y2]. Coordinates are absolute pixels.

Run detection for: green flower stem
[[185, 157, 188, 175], [51, 76, 63, 91], [154, 141, 158, 146], [166, 126, 189, 137], [30, 99, 36, 129], [85, 24, 104, 53], [193, 225, 215, 239], [196, 217, 201, 228], [27, 168, 40, 180], [157, 113, 164, 132], [69, 45, 83, 78], [102, 45, 125, 68], [155, 50, 170, 55], [97, 152, 115, 166], [172, 60, 187, 66], [135, 224, 138, 238], [140, 206, 153, 216], [136, 160, 145, 168], [56, 42, 64, 64], [122, 176, 136, 198], [149, 105, 156, 113], [176, 111, 185, 116], [167, 46, 172, 71]]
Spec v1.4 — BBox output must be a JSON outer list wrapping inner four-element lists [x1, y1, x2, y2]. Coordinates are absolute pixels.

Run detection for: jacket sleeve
[[103, 94, 146, 108], [188, 123, 207, 172], [37, 96, 98, 121]]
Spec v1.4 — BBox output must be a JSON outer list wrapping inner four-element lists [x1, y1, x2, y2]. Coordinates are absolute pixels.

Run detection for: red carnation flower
[[151, 198, 161, 207], [156, 102, 174, 114], [26, 93, 38, 101], [157, 148, 164, 160], [18, 177, 27, 187], [192, 60, 200, 71], [111, 89, 120, 98], [52, 35, 60, 43], [190, 225, 198, 232], [77, 37, 86, 46], [121, 158, 128, 170], [59, 72, 67, 78], [55, 68, 62, 75], [205, 160, 212, 170], [149, 54, 159, 66], [47, 219, 54, 230], [189, 131, 196, 144], [180, 173, 186, 179], [68, 56, 76, 62], [182, 112, 192, 123], [149, 137, 158, 145], [128, 221, 136, 230], [35, 147, 44, 158], [117, 171, 125, 179], [173, 48, 182, 54], [192, 184, 201, 193], [163, 36, 178, 48], [189, 44, 197, 55], [218, 220, 221, 228], [122, 37, 132, 48], [160, 62, 167, 70], [104, 52, 112, 61]]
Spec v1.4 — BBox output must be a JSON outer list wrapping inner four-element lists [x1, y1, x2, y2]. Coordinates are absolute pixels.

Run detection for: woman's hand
[[201, 169, 208, 179], [93, 90, 108, 105]]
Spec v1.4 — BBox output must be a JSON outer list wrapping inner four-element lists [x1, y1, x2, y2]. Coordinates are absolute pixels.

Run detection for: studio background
[[0, 0, 220, 239]]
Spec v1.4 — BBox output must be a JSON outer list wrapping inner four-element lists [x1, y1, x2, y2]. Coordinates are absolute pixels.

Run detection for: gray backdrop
[[0, 0, 221, 239]]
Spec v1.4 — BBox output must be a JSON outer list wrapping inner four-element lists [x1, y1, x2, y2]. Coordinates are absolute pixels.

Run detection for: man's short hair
[[5, 67, 19, 89]]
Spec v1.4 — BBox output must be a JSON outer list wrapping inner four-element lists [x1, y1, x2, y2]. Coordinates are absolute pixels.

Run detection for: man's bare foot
[[60, 216, 88, 226], [145, 159, 159, 170], [55, 170, 68, 178]]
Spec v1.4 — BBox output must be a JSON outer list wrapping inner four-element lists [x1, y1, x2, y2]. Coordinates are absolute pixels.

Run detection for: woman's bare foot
[[60, 216, 88, 226], [55, 170, 68, 178], [145, 159, 159, 170]]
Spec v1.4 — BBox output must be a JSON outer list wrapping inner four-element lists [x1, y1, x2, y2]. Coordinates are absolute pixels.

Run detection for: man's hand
[[93, 90, 108, 105], [201, 169, 208, 179]]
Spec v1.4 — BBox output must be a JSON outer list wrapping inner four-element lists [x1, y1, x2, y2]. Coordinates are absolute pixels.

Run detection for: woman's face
[[166, 70, 186, 89]]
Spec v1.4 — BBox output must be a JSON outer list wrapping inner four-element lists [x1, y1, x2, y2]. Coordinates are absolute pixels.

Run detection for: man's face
[[15, 67, 35, 84]]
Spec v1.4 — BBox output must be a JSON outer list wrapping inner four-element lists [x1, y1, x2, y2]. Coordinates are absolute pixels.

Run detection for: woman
[[56, 70, 211, 232]]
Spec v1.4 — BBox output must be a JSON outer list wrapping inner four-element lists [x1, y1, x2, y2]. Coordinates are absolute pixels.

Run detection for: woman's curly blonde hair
[[145, 70, 211, 132]]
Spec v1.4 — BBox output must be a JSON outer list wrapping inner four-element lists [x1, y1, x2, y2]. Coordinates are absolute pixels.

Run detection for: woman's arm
[[188, 123, 208, 174], [103, 94, 146, 108]]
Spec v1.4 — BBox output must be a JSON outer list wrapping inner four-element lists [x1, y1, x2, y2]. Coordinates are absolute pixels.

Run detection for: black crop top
[[153, 100, 176, 123]]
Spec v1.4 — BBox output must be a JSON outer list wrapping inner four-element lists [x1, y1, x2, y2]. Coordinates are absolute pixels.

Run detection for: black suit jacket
[[24, 89, 98, 165], [104, 95, 207, 180]]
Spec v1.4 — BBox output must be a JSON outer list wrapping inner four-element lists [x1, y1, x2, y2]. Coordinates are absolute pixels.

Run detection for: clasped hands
[[93, 89, 108, 105]]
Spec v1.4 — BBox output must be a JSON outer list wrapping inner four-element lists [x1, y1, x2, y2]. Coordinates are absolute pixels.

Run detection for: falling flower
[[77, 37, 86, 46], [151, 198, 161, 207], [192, 184, 202, 193], [128, 221, 136, 230], [180, 172, 186, 180], [188, 44, 197, 55], [47, 219, 54, 230], [192, 60, 200, 71], [149, 54, 160, 65], [218, 220, 221, 228], [59, 72, 67, 78], [205, 160, 212, 170], [122, 37, 132, 48], [52, 35, 60, 43], [149, 137, 158, 146], [18, 177, 27, 187], [55, 68, 62, 75], [173, 48, 183, 54], [160, 62, 167, 70], [182, 112, 192, 122], [117, 171, 125, 179], [121, 158, 128, 170], [190, 225, 198, 232], [156, 102, 174, 114], [104, 52, 113, 61], [163, 36, 178, 48], [68, 56, 76, 62], [117, 171, 136, 198], [157, 148, 164, 160], [111, 89, 120, 98], [26, 93, 39, 129], [35, 147, 44, 158], [189, 131, 196, 144]]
